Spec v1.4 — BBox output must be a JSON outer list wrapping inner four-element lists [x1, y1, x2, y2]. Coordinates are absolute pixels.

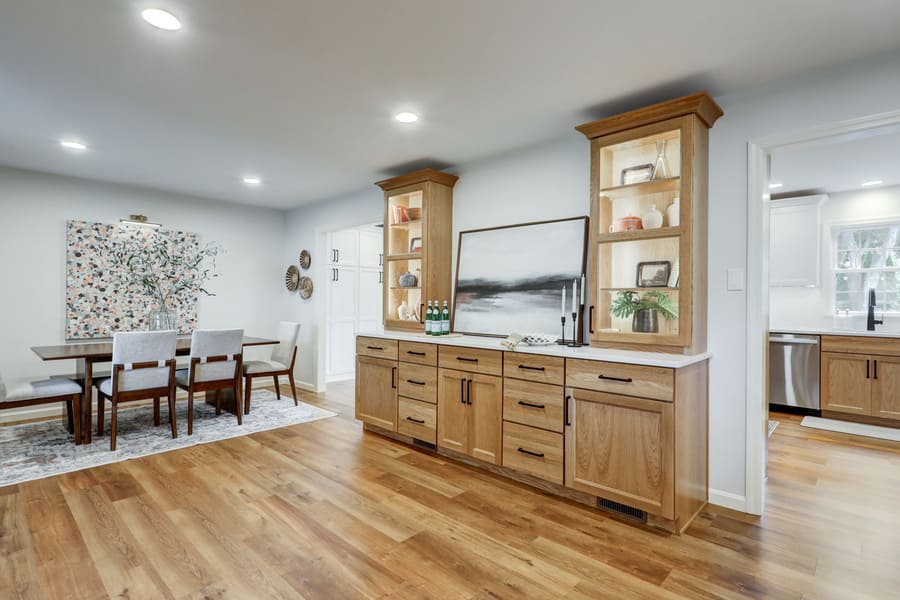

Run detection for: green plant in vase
[[609, 290, 678, 333]]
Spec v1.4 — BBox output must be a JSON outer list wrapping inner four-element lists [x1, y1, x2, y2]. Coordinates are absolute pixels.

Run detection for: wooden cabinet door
[[565, 387, 674, 519], [467, 373, 502, 465], [821, 352, 871, 416], [437, 368, 468, 453], [872, 355, 900, 420], [355, 356, 397, 431]]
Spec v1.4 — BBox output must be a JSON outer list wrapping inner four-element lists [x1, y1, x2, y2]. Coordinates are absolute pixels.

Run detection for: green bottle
[[441, 301, 450, 335], [425, 301, 433, 335]]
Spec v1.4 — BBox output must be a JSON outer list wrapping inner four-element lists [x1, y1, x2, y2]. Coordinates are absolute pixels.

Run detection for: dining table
[[31, 335, 279, 445]]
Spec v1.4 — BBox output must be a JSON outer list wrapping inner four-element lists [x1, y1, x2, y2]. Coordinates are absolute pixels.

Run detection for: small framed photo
[[636, 261, 671, 288], [668, 259, 680, 288], [409, 237, 423, 253], [620, 163, 654, 186]]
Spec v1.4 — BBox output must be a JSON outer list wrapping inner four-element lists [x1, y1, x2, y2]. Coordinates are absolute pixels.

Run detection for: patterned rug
[[0, 390, 336, 488]]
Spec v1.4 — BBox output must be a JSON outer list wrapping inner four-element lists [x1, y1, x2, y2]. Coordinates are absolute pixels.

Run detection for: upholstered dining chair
[[0, 369, 83, 443], [242, 321, 300, 414], [95, 330, 178, 451], [175, 329, 244, 434]]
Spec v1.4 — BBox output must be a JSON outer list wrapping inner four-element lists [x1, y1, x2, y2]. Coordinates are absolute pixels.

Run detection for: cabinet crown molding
[[375, 168, 459, 191], [575, 92, 724, 139]]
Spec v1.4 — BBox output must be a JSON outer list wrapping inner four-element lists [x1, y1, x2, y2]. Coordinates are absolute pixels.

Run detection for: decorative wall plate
[[298, 276, 314, 299], [285, 265, 300, 291], [299, 249, 311, 269]]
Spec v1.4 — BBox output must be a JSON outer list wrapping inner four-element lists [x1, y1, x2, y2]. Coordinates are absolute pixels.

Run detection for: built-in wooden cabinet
[[576, 93, 722, 354], [872, 356, 900, 420], [355, 355, 397, 431], [820, 336, 900, 425], [375, 169, 457, 332], [821, 352, 871, 415], [437, 368, 502, 464]]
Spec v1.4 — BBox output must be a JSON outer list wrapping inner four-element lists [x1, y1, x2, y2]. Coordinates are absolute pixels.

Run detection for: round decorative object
[[298, 249, 311, 269], [298, 276, 314, 299], [285, 265, 300, 291], [398, 271, 418, 288], [642, 204, 664, 229]]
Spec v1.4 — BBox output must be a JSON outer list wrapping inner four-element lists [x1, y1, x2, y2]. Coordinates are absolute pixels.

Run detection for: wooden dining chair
[[175, 329, 244, 434], [95, 330, 178, 451], [0, 369, 83, 443], [242, 321, 300, 414]]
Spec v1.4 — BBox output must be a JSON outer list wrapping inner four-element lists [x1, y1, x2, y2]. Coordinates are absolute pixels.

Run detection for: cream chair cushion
[[182, 329, 244, 384], [108, 330, 177, 392], [242, 359, 288, 375], [270, 322, 300, 367], [2, 377, 81, 402]]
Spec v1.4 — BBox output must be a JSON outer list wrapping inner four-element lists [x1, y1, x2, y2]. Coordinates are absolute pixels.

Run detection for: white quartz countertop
[[770, 327, 900, 339], [360, 330, 710, 369]]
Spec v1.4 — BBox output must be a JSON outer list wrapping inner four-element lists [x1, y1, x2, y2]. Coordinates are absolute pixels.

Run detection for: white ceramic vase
[[643, 204, 664, 229], [666, 197, 680, 227]]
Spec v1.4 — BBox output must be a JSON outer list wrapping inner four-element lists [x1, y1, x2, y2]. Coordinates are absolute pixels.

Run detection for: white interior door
[[327, 264, 358, 380], [358, 268, 383, 333]]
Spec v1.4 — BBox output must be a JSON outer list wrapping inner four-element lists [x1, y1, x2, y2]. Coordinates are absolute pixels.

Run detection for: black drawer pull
[[598, 374, 632, 383], [517, 400, 546, 409], [565, 395, 571, 427], [517, 447, 544, 458], [517, 364, 545, 372], [406, 350, 426, 356], [456, 356, 478, 363], [406, 379, 426, 386], [405, 416, 426, 424], [367, 345, 384, 351]]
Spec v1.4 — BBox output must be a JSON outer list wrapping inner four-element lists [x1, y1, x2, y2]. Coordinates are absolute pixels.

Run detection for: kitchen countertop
[[360, 330, 710, 369], [770, 327, 900, 339]]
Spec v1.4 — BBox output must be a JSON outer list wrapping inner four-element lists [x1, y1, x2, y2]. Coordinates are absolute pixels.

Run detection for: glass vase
[[148, 305, 176, 331], [652, 139, 670, 180]]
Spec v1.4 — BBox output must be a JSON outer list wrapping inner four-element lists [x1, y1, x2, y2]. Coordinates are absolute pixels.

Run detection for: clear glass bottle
[[652, 139, 670, 180]]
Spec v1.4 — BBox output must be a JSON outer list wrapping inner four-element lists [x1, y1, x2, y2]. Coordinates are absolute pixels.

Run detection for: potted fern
[[609, 290, 678, 333]]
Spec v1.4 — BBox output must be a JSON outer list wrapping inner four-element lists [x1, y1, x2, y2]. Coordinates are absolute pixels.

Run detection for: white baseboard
[[326, 373, 354, 384], [708, 489, 748, 512]]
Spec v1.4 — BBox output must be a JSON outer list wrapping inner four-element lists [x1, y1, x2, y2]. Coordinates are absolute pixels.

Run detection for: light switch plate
[[727, 268, 745, 291]]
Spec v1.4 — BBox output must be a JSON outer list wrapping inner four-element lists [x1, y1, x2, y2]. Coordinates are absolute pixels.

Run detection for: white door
[[327, 265, 358, 380], [358, 268, 383, 333], [330, 229, 358, 266]]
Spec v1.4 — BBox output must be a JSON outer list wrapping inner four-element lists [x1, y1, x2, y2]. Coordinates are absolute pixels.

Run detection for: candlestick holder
[[567, 311, 578, 347], [556, 315, 567, 345], [577, 303, 589, 346]]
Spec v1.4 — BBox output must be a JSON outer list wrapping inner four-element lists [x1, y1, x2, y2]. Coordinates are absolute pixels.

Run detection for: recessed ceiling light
[[242, 176, 262, 186], [141, 8, 182, 31], [862, 179, 883, 187], [769, 182, 783, 189], [394, 112, 419, 123], [60, 139, 87, 151]]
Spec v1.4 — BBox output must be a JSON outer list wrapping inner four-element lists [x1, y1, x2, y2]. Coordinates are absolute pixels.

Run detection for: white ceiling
[[771, 123, 900, 195], [2, 1, 900, 210]]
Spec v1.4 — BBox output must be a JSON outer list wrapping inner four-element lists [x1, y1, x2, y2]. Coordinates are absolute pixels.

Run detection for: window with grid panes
[[833, 223, 900, 313]]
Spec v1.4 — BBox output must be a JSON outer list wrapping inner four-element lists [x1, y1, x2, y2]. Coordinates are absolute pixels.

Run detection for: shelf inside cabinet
[[601, 287, 679, 292], [386, 252, 423, 261], [599, 177, 680, 198], [389, 219, 423, 228], [596, 227, 681, 243]]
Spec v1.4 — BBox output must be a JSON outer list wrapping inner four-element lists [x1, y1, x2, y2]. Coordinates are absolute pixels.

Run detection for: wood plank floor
[[2, 386, 900, 599]]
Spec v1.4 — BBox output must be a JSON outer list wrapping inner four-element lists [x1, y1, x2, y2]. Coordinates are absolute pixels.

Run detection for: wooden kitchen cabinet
[[820, 336, 900, 424], [820, 352, 871, 416], [437, 368, 502, 464], [565, 387, 674, 518], [872, 356, 900, 420], [355, 355, 398, 431]]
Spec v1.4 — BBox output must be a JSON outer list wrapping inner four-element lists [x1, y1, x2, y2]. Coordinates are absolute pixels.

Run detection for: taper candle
[[561, 286, 566, 317], [580, 274, 585, 305], [571, 279, 577, 313]]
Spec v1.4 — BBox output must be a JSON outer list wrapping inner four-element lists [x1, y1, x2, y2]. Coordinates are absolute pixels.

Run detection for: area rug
[[801, 416, 900, 442], [0, 390, 336, 487], [768, 420, 780, 437]]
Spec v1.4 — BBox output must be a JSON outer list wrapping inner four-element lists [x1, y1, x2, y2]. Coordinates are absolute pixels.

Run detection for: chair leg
[[215, 389, 221, 415], [168, 393, 178, 439], [72, 393, 82, 445], [153, 396, 161, 426], [65, 400, 75, 434], [97, 393, 105, 436], [244, 376, 252, 415], [110, 401, 118, 451], [288, 370, 298, 406], [273, 375, 281, 399], [188, 391, 194, 436], [234, 384, 243, 426]]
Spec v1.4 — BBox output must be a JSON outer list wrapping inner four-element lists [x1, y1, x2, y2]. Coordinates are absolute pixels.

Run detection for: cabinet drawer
[[502, 422, 563, 485], [399, 341, 437, 366], [398, 363, 437, 404], [503, 352, 565, 386], [439, 346, 502, 376], [566, 358, 673, 402], [356, 337, 398, 360], [822, 335, 900, 357], [503, 378, 564, 433], [397, 398, 436, 444]]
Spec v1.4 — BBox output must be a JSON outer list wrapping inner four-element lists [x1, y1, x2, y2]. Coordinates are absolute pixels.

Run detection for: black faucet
[[867, 288, 883, 331]]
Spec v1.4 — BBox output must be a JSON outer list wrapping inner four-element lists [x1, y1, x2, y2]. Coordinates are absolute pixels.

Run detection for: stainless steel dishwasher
[[769, 333, 820, 411]]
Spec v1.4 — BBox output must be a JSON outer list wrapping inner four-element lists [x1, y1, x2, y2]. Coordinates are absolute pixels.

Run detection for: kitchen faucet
[[867, 288, 883, 331]]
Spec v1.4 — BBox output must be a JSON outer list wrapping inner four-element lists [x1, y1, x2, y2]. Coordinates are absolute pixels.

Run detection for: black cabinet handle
[[589, 305, 595, 334], [391, 367, 397, 389], [598, 374, 632, 383], [517, 365, 545, 372], [874, 359, 878, 380], [406, 379, 426, 386], [866, 359, 870, 379], [406, 350, 426, 357], [467, 379, 472, 405], [378, 272, 383, 284], [367, 345, 384, 350], [517, 447, 545, 458], [335, 249, 340, 263], [379, 253, 383, 266], [565, 395, 571, 427], [456, 356, 478, 363], [419, 303, 425, 324], [517, 400, 546, 409], [405, 416, 425, 424], [460, 378, 466, 404]]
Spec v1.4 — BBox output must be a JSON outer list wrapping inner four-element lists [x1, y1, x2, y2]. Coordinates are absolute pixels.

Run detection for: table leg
[[77, 358, 94, 445], [206, 389, 239, 415]]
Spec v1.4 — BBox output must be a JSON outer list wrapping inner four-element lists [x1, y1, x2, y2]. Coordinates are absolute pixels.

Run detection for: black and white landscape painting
[[453, 218, 587, 337]]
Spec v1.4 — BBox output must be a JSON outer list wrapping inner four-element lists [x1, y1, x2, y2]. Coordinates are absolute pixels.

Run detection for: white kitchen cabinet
[[329, 229, 358, 266], [769, 195, 825, 287]]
